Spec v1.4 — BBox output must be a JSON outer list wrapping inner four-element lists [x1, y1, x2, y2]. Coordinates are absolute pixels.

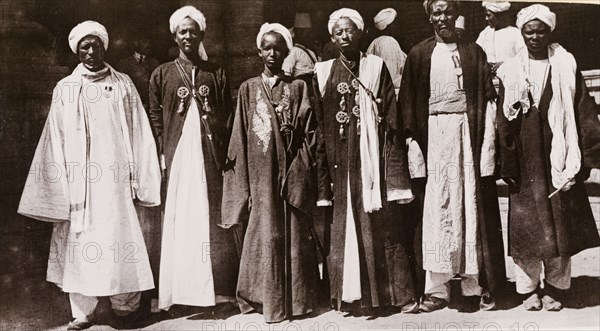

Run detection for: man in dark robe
[[148, 5, 238, 311], [313, 8, 418, 315], [221, 23, 320, 323], [400, 0, 505, 312], [497, 4, 600, 311]]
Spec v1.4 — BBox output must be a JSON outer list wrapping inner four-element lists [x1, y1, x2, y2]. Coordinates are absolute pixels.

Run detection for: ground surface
[[1, 196, 599, 331]]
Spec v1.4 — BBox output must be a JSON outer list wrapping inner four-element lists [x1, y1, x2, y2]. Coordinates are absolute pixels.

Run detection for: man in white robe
[[18, 21, 161, 330], [367, 8, 407, 96], [476, 1, 526, 74], [404, 0, 499, 312]]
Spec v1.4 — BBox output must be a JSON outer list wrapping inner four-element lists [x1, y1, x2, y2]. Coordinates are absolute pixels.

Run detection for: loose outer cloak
[[497, 71, 600, 259], [399, 37, 506, 296], [221, 76, 320, 323], [148, 58, 238, 297], [18, 65, 161, 296], [313, 55, 415, 309]]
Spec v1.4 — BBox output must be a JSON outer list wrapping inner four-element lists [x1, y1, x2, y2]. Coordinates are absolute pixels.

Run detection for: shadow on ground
[[1, 275, 598, 329]]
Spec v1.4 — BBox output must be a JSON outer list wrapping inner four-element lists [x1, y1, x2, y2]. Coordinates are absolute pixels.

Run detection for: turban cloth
[[68, 21, 109, 53], [169, 6, 208, 60], [374, 8, 397, 31], [328, 8, 364, 35], [516, 4, 556, 32], [256, 23, 294, 51], [482, 1, 511, 13], [423, 0, 461, 15]]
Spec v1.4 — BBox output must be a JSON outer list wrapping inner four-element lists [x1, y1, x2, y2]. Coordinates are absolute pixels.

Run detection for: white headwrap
[[374, 8, 397, 31], [516, 4, 556, 32], [68, 21, 109, 53], [169, 6, 208, 61], [328, 8, 364, 35], [256, 23, 293, 51], [482, 1, 511, 13]]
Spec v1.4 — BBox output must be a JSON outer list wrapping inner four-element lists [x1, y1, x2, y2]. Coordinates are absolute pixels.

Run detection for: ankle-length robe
[[222, 76, 319, 323], [18, 63, 160, 296], [313, 54, 415, 310], [497, 71, 600, 260], [400, 37, 506, 297], [148, 57, 238, 309]]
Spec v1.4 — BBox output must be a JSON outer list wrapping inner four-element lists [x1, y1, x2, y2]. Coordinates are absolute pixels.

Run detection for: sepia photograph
[[1, 0, 599, 330]]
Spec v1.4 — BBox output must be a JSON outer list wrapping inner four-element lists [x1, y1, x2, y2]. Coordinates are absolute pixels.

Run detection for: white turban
[[374, 8, 397, 31], [68, 21, 109, 53], [516, 4, 556, 32], [169, 6, 208, 60], [328, 8, 364, 35], [256, 23, 294, 51], [482, 1, 511, 13]]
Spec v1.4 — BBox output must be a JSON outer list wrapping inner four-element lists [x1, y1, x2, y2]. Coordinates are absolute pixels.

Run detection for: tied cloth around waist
[[428, 90, 467, 115]]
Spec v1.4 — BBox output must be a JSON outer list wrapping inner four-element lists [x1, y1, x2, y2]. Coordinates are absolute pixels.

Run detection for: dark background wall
[[1, 0, 599, 295]]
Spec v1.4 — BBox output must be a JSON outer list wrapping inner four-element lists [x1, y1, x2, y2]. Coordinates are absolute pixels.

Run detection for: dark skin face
[[522, 19, 551, 60], [485, 10, 499, 28], [258, 32, 289, 77], [485, 10, 509, 30], [174, 17, 205, 62], [78, 35, 105, 72], [429, 1, 459, 43], [331, 17, 362, 59]]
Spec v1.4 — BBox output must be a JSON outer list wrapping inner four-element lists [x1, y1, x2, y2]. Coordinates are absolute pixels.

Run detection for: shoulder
[[151, 61, 175, 78], [239, 77, 260, 92], [408, 36, 435, 58], [461, 41, 486, 56], [315, 59, 335, 73]]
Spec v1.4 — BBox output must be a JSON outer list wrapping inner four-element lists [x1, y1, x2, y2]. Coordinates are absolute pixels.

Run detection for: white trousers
[[69, 292, 141, 319], [424, 271, 485, 302], [513, 257, 571, 294]]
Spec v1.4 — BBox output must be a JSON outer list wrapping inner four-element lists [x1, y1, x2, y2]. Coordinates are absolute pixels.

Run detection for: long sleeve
[[125, 76, 161, 207], [312, 73, 333, 203], [18, 86, 71, 222], [399, 49, 427, 179], [148, 66, 164, 156], [480, 100, 497, 177], [378, 65, 413, 202], [284, 81, 317, 215], [221, 83, 251, 228], [575, 71, 600, 169], [217, 67, 234, 166], [496, 81, 520, 179], [399, 48, 419, 141]]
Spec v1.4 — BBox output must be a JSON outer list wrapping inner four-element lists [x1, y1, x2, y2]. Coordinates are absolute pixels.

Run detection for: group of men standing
[[17, 1, 600, 330]]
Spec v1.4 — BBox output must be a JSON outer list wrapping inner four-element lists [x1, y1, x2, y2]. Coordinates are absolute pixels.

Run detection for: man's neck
[[179, 50, 200, 65], [494, 22, 509, 31], [340, 49, 360, 62], [262, 66, 282, 78], [529, 50, 549, 60], [435, 32, 457, 44]]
